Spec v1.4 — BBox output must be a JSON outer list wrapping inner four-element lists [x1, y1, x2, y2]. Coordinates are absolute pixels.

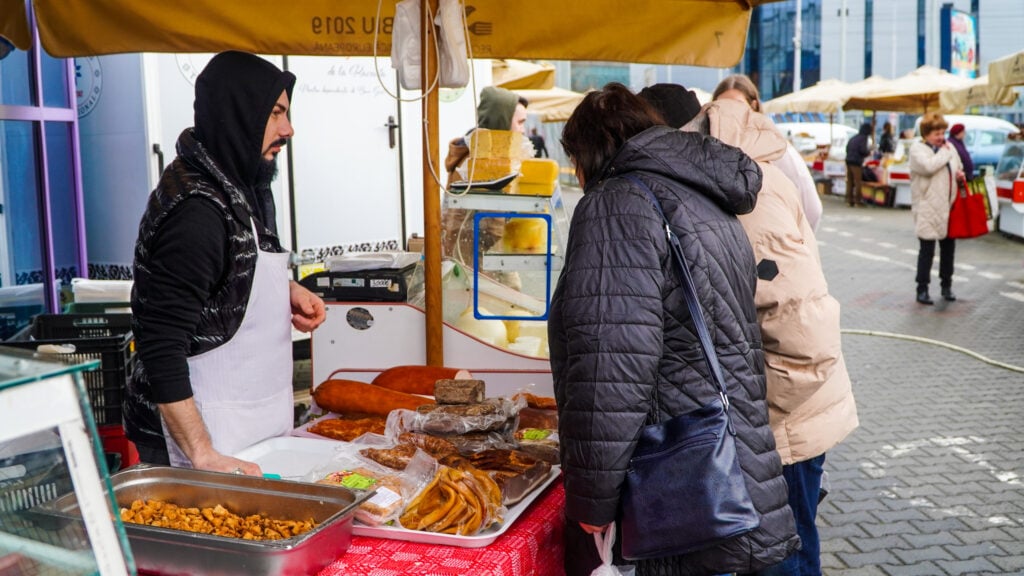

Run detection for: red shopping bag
[[948, 181, 989, 239]]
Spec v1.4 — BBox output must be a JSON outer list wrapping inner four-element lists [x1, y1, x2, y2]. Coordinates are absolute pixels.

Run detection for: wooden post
[[422, 0, 443, 366]]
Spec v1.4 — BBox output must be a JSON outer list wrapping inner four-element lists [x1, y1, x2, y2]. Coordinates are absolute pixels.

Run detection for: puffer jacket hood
[[550, 125, 798, 574], [477, 86, 519, 130], [193, 51, 295, 230], [684, 98, 787, 165], [599, 125, 760, 217]]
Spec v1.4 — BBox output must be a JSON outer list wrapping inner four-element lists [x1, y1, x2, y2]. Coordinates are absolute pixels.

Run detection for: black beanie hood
[[193, 51, 296, 194], [638, 83, 703, 130]]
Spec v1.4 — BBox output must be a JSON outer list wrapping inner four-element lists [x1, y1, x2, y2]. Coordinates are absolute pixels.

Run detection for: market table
[[318, 481, 566, 576]]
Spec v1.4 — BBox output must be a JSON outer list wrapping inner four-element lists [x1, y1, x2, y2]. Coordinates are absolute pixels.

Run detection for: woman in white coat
[[910, 112, 963, 305]]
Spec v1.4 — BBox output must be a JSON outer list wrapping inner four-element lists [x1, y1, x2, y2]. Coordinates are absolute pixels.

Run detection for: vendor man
[[126, 51, 325, 475]]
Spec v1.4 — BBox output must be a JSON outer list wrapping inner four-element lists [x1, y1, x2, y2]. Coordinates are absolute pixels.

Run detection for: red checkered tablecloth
[[318, 481, 566, 576]]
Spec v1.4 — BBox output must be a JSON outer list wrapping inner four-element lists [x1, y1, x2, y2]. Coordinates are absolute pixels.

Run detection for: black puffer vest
[[124, 129, 281, 448]]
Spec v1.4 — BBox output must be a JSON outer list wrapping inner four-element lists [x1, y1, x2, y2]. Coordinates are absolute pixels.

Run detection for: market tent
[[939, 75, 1018, 113], [2, 0, 783, 365], [842, 66, 974, 113], [492, 59, 555, 90], [989, 49, 1024, 92], [762, 79, 853, 114], [518, 87, 586, 123]]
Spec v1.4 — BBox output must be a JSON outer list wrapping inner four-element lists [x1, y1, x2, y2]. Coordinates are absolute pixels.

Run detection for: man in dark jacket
[[552, 83, 798, 576], [845, 122, 873, 207], [127, 52, 325, 474]]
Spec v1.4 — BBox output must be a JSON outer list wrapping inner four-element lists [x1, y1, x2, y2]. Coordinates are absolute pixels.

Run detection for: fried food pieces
[[398, 466, 503, 535], [308, 416, 386, 441], [119, 499, 314, 540]]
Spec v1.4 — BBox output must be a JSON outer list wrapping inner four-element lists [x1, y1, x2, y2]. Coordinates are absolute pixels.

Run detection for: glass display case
[[439, 186, 570, 358], [0, 346, 134, 575]]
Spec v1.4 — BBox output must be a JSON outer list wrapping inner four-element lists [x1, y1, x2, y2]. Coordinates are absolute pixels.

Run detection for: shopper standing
[[552, 83, 798, 576], [910, 112, 963, 305], [845, 122, 873, 207]]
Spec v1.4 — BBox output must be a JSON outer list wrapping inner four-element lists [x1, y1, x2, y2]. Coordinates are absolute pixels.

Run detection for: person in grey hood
[[127, 51, 325, 474], [550, 83, 798, 575]]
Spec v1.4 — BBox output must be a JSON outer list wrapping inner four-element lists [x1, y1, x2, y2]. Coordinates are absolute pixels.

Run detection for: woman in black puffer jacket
[[550, 83, 798, 576]]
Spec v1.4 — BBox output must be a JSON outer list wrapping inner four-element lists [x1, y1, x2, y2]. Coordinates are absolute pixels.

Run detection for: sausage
[[370, 365, 469, 396], [312, 379, 433, 417]]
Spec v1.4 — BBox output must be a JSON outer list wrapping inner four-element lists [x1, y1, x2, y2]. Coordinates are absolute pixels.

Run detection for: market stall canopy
[[518, 87, 586, 123], [989, 49, 1024, 92], [3, 0, 782, 67], [939, 75, 1018, 113], [492, 59, 555, 90], [842, 66, 974, 113], [762, 79, 853, 114]]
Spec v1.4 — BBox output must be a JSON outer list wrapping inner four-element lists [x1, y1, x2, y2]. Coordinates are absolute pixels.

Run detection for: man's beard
[[255, 157, 278, 189], [253, 157, 279, 234]]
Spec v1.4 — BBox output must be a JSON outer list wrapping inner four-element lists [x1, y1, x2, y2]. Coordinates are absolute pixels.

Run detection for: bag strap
[[624, 174, 735, 430]]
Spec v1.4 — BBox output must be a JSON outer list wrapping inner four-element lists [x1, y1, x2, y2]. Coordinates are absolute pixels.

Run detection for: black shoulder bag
[[619, 174, 760, 561]]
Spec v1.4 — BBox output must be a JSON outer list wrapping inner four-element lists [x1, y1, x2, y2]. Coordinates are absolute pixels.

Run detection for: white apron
[[163, 220, 293, 467]]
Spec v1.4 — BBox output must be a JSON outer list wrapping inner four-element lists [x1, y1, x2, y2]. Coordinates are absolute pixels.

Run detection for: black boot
[[917, 290, 934, 305], [942, 288, 956, 301]]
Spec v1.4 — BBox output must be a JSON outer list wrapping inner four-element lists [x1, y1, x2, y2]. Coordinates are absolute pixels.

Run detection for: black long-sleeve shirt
[[134, 198, 228, 403]]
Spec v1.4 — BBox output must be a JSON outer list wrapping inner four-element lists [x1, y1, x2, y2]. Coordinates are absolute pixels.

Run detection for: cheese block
[[519, 159, 559, 184], [459, 157, 518, 182], [467, 129, 522, 159]]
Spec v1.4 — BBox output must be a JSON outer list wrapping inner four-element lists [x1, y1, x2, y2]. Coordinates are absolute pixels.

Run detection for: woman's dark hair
[[560, 83, 663, 187]]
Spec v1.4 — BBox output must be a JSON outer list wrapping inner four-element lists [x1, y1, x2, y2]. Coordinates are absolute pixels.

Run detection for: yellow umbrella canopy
[[989, 49, 1024, 91], [518, 87, 587, 123], [4, 0, 780, 67], [939, 75, 1018, 114], [761, 79, 853, 114], [842, 66, 974, 113], [492, 59, 555, 90]]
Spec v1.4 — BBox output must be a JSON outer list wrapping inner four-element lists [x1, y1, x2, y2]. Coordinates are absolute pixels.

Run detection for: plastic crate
[[0, 304, 45, 340], [0, 447, 72, 514], [63, 301, 132, 315], [5, 314, 134, 426]]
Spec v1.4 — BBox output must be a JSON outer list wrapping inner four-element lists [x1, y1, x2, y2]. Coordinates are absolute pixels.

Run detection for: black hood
[[193, 51, 295, 223]]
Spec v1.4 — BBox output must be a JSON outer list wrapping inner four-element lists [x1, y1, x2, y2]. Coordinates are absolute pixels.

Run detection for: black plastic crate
[[0, 447, 72, 514], [5, 314, 134, 426]]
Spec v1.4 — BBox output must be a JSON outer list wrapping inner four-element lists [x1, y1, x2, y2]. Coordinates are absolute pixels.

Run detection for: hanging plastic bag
[[435, 0, 469, 88], [590, 523, 636, 576], [391, 0, 422, 90]]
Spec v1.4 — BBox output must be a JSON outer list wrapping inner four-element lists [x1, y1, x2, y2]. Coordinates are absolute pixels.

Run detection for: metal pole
[[839, 0, 848, 124], [793, 0, 802, 92]]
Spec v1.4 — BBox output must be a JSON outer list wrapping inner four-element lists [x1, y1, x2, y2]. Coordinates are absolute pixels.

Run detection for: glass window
[[46, 122, 81, 286], [996, 144, 1024, 181], [0, 49, 34, 106], [0, 120, 46, 337], [41, 52, 70, 108], [570, 62, 629, 92]]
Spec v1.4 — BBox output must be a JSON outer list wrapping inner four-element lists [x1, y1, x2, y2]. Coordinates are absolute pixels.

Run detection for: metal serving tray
[[47, 464, 371, 576]]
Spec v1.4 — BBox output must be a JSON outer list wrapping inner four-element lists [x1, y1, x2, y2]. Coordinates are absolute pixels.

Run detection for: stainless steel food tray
[[47, 464, 371, 576]]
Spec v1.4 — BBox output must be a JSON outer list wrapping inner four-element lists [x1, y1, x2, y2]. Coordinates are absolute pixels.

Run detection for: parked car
[[915, 114, 1020, 169]]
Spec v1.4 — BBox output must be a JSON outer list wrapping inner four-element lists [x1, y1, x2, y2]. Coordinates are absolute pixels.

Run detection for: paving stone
[[861, 521, 916, 538], [845, 534, 910, 553], [908, 518, 969, 535], [879, 561, 943, 576], [869, 508, 933, 523], [891, 546, 955, 563], [944, 542, 1006, 560], [837, 549, 901, 569], [934, 558, 1001, 575], [900, 530, 962, 548]]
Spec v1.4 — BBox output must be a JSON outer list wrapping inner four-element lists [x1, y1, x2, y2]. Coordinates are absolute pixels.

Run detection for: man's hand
[[290, 281, 326, 332], [159, 398, 263, 475]]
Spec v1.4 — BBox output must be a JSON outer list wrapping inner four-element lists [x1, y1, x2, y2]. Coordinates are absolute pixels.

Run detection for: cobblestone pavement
[[815, 195, 1024, 576]]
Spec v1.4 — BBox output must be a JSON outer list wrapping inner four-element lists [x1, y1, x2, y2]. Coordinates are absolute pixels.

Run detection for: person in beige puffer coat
[[669, 96, 859, 576], [909, 112, 963, 305]]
